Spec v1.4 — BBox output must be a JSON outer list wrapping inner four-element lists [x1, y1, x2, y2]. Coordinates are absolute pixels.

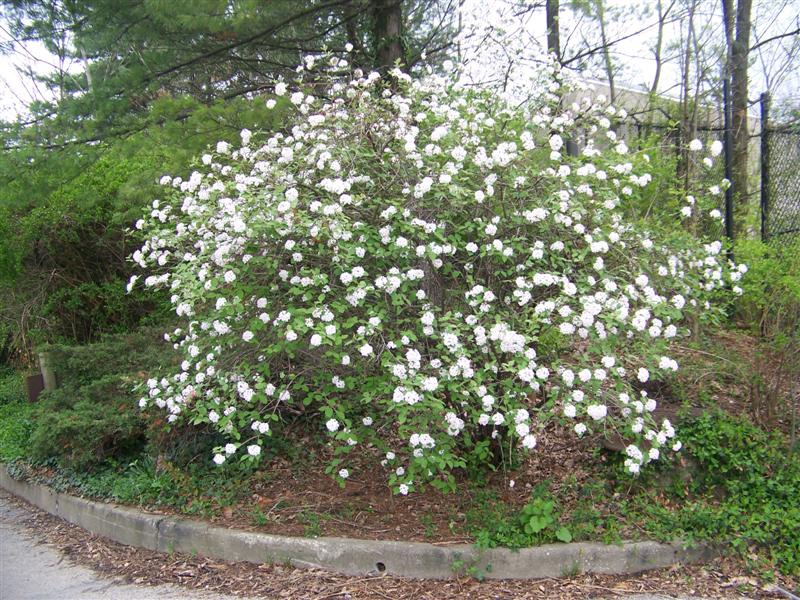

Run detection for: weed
[[450, 554, 491, 581], [560, 560, 582, 578], [466, 483, 573, 549], [420, 511, 438, 539], [250, 508, 270, 527], [299, 511, 329, 538]]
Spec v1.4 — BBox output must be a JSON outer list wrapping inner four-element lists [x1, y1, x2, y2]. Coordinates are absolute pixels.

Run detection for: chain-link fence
[[762, 125, 800, 241], [567, 86, 798, 246]]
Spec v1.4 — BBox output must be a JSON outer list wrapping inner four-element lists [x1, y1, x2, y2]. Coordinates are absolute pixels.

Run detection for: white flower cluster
[[132, 51, 744, 491]]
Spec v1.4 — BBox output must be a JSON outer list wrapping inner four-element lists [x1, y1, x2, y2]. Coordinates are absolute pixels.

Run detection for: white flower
[[421, 377, 438, 391], [326, 418, 340, 432], [710, 140, 723, 156], [213, 454, 226, 465], [399, 484, 409, 495], [637, 367, 650, 383], [310, 334, 323, 347], [587, 404, 607, 421], [689, 139, 703, 151], [247, 444, 261, 457], [359, 343, 374, 356], [242, 330, 254, 342], [216, 141, 230, 154], [338, 468, 349, 479], [275, 82, 287, 96]]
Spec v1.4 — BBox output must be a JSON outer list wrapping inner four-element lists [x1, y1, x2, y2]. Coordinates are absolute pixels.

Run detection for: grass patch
[[617, 411, 800, 577], [0, 369, 33, 462], [464, 482, 611, 549]]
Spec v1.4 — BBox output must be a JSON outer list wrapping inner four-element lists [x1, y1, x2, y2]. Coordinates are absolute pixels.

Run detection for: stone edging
[[0, 464, 714, 580]]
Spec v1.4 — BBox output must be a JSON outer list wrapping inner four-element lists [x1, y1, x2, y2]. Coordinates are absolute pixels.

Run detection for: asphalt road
[[0, 492, 240, 600]]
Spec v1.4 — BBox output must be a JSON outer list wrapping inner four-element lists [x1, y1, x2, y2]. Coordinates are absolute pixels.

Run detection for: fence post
[[760, 92, 770, 242]]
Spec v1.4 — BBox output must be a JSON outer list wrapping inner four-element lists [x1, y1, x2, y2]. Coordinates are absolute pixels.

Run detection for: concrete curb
[[0, 464, 715, 580]]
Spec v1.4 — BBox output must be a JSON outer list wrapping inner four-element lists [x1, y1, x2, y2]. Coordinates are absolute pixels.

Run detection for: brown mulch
[[208, 420, 606, 544], [5, 492, 794, 600]]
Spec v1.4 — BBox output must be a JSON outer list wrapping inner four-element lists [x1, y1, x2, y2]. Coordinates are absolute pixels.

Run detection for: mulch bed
[[204, 420, 609, 543], [5, 491, 795, 599]]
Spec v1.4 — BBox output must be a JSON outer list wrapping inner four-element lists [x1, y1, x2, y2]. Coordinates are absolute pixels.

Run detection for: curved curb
[[0, 464, 715, 580]]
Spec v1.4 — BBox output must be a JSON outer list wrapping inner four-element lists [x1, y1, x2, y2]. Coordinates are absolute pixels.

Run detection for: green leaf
[[527, 515, 552, 533], [555, 526, 573, 543]]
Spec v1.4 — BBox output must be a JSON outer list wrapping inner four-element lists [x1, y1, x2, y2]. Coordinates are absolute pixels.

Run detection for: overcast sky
[[458, 0, 800, 107]]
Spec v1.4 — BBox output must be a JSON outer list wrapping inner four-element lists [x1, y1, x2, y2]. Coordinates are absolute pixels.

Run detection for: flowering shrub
[[131, 55, 744, 493]]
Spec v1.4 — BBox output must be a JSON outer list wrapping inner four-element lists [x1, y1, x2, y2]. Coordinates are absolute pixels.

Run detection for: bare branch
[[749, 24, 800, 52]]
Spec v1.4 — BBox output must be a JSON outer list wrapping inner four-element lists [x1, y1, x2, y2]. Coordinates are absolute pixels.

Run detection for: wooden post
[[38, 351, 57, 391]]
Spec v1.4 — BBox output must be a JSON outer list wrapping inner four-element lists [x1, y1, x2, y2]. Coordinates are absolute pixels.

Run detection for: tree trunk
[[731, 0, 753, 233], [372, 0, 406, 73], [546, 0, 560, 62]]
